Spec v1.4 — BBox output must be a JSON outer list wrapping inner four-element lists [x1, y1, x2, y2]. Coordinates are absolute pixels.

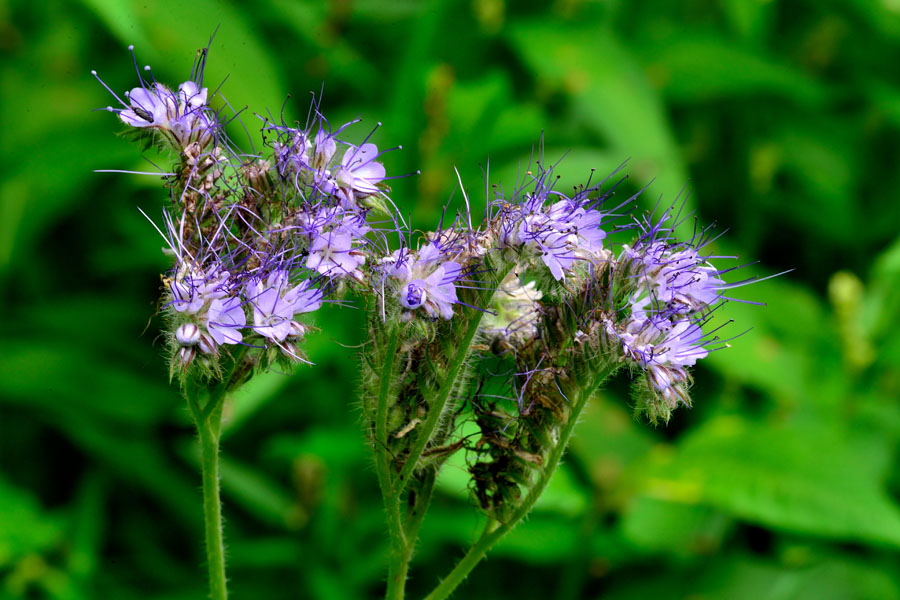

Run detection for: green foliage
[[3, 0, 900, 598]]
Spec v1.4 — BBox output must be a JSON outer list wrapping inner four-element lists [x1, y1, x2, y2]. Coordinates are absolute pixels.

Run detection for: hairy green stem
[[422, 374, 607, 600], [403, 466, 436, 546], [392, 467, 438, 598], [375, 326, 409, 600], [188, 384, 228, 600]]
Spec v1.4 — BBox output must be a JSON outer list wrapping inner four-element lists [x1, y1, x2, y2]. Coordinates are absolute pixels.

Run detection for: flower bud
[[198, 332, 218, 356], [177, 346, 196, 367], [176, 323, 201, 346]]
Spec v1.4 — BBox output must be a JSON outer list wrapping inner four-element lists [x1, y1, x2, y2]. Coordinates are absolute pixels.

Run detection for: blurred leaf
[[77, 0, 154, 52], [220, 454, 304, 530], [0, 341, 172, 425], [0, 129, 134, 278], [840, 0, 900, 39], [719, 0, 776, 42], [66, 472, 105, 585], [506, 21, 690, 226], [228, 537, 302, 569], [636, 416, 900, 548], [224, 370, 293, 437], [0, 476, 62, 567], [773, 120, 859, 242], [494, 513, 581, 563], [704, 273, 843, 408], [639, 34, 829, 105], [50, 411, 200, 527], [622, 496, 732, 556], [867, 80, 900, 131], [603, 551, 900, 600], [569, 394, 654, 498], [263, 0, 377, 93], [862, 231, 900, 344], [264, 427, 367, 467]]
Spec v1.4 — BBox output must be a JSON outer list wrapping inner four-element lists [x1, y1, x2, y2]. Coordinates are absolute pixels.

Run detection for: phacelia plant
[[95, 42, 773, 600]]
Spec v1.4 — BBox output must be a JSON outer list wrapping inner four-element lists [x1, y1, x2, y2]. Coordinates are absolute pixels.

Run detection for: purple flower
[[626, 240, 727, 317], [386, 243, 463, 320], [306, 230, 367, 278], [273, 132, 311, 177], [312, 129, 338, 170], [497, 177, 612, 280], [536, 230, 576, 281], [205, 296, 247, 348], [297, 204, 371, 241], [245, 271, 323, 343], [264, 112, 384, 203], [335, 143, 386, 200], [607, 314, 709, 407], [169, 266, 229, 314], [654, 247, 725, 312], [546, 199, 608, 256], [114, 78, 212, 148]]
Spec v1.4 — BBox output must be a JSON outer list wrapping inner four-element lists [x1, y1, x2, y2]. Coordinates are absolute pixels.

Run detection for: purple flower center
[[405, 282, 426, 309]]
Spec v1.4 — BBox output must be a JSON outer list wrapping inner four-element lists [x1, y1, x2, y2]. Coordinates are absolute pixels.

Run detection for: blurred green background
[[3, 0, 900, 598]]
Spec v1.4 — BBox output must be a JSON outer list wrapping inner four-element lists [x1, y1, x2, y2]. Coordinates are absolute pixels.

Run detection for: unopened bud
[[198, 332, 218, 355], [176, 323, 201, 346], [178, 346, 196, 367], [289, 320, 308, 338]]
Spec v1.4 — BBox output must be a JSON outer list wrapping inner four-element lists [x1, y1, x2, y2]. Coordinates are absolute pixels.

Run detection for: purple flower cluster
[[158, 207, 326, 368], [97, 45, 767, 415], [167, 263, 244, 365], [497, 170, 614, 280], [601, 211, 738, 417], [264, 116, 395, 284], [94, 46, 423, 374], [267, 117, 389, 206]]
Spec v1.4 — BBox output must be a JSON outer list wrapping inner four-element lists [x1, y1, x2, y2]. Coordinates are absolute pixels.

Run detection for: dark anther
[[133, 105, 154, 123]]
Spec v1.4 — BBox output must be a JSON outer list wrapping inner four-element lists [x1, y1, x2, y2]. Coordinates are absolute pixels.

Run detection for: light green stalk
[[186, 382, 228, 600]]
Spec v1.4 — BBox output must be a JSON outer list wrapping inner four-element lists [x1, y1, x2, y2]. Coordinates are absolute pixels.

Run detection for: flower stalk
[[185, 380, 228, 600]]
